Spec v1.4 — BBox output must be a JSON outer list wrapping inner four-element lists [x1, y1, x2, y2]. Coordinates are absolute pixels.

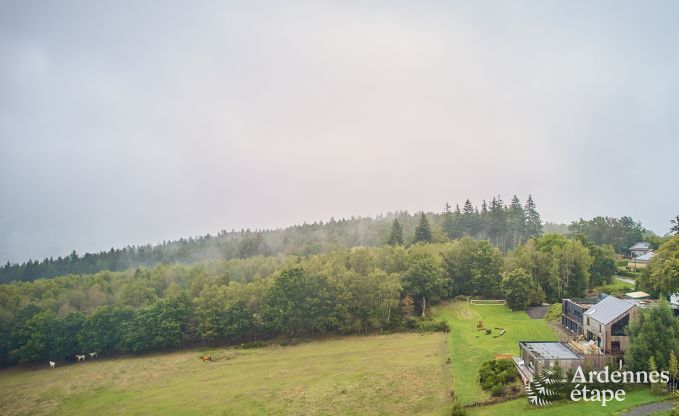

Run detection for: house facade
[[562, 297, 602, 335], [629, 242, 652, 259], [583, 296, 637, 355]]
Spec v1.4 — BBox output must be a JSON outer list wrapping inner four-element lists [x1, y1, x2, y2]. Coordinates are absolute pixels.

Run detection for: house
[[629, 251, 655, 269], [629, 242, 652, 259], [516, 341, 583, 383], [562, 296, 604, 335], [583, 296, 637, 355]]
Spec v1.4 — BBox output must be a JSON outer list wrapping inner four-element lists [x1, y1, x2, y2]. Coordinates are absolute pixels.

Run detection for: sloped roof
[[630, 242, 651, 250], [584, 295, 636, 325], [634, 252, 655, 262]]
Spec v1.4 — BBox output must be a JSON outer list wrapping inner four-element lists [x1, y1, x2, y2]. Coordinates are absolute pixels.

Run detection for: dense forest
[[0, 227, 622, 366], [1, 195, 546, 283]]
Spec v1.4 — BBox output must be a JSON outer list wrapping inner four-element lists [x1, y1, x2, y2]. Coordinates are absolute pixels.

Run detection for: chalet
[[583, 296, 637, 355], [561, 296, 604, 335], [629, 242, 652, 258], [630, 251, 655, 269]]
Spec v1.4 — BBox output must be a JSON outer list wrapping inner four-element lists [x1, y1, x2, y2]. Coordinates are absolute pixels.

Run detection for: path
[[616, 276, 636, 285], [620, 400, 676, 416], [525, 305, 550, 319]]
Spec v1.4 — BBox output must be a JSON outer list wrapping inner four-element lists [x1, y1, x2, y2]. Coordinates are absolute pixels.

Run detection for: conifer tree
[[524, 194, 543, 238], [508, 195, 526, 249], [442, 203, 458, 239], [414, 213, 433, 243], [387, 219, 404, 245]]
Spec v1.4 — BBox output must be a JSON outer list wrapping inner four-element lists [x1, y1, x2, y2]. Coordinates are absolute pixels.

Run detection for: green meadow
[[432, 301, 557, 404]]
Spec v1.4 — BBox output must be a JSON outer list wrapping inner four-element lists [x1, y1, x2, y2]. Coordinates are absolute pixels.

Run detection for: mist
[[1, 1, 678, 263]]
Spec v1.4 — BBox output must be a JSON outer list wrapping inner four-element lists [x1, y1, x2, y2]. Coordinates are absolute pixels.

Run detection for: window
[[587, 317, 590, 326]]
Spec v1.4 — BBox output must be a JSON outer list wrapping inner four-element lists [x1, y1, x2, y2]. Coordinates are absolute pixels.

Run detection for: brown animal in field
[[200, 355, 211, 363]]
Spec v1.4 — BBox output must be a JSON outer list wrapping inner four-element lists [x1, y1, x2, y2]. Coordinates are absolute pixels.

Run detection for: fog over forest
[[2, 1, 679, 264]]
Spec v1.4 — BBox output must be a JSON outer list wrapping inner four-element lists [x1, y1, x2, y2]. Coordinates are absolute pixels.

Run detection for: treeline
[[0, 195, 544, 283], [567, 216, 661, 254], [0, 234, 617, 366]]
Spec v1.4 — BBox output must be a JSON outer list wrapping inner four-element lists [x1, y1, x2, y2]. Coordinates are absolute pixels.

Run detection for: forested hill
[[1, 195, 547, 284]]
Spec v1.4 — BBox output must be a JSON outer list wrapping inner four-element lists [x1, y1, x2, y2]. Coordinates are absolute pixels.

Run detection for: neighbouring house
[[562, 296, 604, 335], [629, 251, 655, 269], [629, 242, 652, 259], [515, 341, 583, 383], [583, 295, 637, 355]]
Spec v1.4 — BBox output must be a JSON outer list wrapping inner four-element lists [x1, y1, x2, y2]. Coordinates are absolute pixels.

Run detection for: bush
[[543, 303, 562, 321], [450, 402, 467, 416], [490, 383, 506, 397], [478, 359, 518, 392], [416, 319, 450, 333]]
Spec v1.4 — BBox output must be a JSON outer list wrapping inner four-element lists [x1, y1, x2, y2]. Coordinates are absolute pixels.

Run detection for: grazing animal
[[89, 352, 97, 359], [200, 355, 211, 363], [76, 354, 86, 361], [49, 361, 56, 369]]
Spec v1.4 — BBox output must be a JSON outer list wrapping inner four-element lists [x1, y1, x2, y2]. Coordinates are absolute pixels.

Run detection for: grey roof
[[630, 242, 651, 250], [520, 342, 582, 360], [584, 295, 636, 325], [634, 252, 655, 262]]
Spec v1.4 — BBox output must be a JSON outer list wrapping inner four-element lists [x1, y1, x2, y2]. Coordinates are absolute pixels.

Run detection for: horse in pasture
[[76, 354, 86, 361], [200, 355, 211, 362], [89, 352, 97, 359], [49, 361, 56, 369]]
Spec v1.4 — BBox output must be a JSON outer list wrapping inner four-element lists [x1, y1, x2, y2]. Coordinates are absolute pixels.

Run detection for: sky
[[1, 1, 678, 263]]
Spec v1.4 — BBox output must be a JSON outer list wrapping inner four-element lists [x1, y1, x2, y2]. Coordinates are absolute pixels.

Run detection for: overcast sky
[[1, 1, 678, 263]]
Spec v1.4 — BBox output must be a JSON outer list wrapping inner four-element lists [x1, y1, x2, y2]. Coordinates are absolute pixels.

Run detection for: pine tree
[[508, 195, 526, 249], [387, 219, 404, 245], [414, 213, 433, 243], [442, 202, 458, 239], [460, 199, 475, 236], [524, 195, 543, 239]]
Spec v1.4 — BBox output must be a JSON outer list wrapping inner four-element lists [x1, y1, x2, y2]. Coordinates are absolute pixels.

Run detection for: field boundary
[[470, 299, 507, 306]]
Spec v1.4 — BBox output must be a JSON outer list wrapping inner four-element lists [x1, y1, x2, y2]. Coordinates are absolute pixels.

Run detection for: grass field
[[2, 301, 675, 415], [432, 301, 557, 404], [434, 301, 675, 415], [467, 388, 668, 416], [0, 333, 452, 416]]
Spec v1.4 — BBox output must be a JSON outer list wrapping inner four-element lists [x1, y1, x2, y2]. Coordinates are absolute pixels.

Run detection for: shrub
[[478, 359, 518, 392], [416, 319, 450, 333], [543, 303, 562, 321], [490, 383, 506, 397], [450, 402, 467, 416]]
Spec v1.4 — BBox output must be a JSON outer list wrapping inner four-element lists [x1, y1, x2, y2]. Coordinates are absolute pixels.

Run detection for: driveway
[[620, 401, 676, 416]]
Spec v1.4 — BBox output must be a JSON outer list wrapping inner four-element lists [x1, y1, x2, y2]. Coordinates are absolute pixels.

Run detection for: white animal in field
[[89, 352, 97, 359], [76, 354, 86, 361], [49, 361, 55, 369]]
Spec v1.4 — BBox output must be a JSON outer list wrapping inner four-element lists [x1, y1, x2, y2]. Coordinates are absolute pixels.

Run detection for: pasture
[[0, 333, 452, 416]]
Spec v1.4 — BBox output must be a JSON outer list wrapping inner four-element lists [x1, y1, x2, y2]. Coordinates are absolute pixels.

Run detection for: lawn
[[432, 301, 557, 404], [0, 333, 452, 416], [467, 388, 669, 416]]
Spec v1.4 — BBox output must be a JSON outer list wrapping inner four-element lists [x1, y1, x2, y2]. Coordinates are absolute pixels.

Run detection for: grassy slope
[[467, 388, 667, 416], [0, 333, 452, 416], [432, 302, 557, 404], [434, 301, 675, 415]]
